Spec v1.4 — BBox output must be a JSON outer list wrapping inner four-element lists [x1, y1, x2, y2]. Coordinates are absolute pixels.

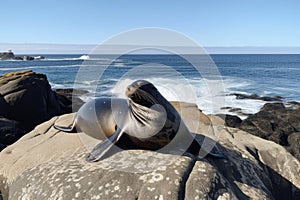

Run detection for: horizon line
[[1, 42, 300, 47], [1, 43, 300, 54]]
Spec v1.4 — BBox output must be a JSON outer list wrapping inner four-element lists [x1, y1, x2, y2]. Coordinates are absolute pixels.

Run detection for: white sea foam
[[110, 76, 267, 118], [80, 95, 94, 102], [45, 57, 88, 61], [113, 62, 125, 67], [50, 82, 65, 89], [79, 55, 90, 60], [45, 56, 124, 62]]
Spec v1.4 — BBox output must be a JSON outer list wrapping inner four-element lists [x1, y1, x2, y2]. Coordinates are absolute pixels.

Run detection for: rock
[[21, 56, 34, 61], [0, 143, 5, 151], [0, 102, 299, 199], [230, 93, 283, 102], [287, 132, 300, 160], [239, 103, 300, 161], [55, 88, 88, 111], [228, 108, 242, 113], [0, 51, 45, 61], [0, 70, 72, 146], [0, 116, 25, 145], [12, 57, 23, 61], [0, 52, 14, 60], [220, 107, 251, 118], [217, 114, 242, 128], [287, 101, 300, 109], [14, 56, 36, 61]]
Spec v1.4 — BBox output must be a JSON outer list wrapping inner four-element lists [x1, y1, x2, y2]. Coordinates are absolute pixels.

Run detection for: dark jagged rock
[[230, 93, 283, 102], [13, 57, 23, 60], [238, 103, 300, 160], [55, 88, 87, 111], [216, 113, 243, 128], [0, 70, 72, 147], [22, 56, 34, 61], [224, 114, 242, 128], [0, 116, 26, 145]]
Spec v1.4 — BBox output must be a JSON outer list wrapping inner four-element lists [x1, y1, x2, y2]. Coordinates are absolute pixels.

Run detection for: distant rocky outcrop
[[0, 70, 72, 149], [0, 51, 45, 61], [224, 103, 300, 161], [0, 52, 14, 60], [0, 103, 299, 200], [230, 93, 283, 102]]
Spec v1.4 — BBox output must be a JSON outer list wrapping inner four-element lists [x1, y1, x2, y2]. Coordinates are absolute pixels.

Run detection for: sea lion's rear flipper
[[191, 135, 228, 160], [86, 128, 124, 162], [53, 123, 77, 133], [206, 152, 228, 159]]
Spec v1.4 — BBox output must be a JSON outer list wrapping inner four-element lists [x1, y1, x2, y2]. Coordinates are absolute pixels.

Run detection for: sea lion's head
[[125, 80, 169, 130], [125, 80, 180, 149], [126, 80, 162, 108]]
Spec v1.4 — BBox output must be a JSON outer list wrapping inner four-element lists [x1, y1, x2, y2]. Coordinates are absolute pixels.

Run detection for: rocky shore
[[225, 103, 300, 161], [0, 70, 299, 199]]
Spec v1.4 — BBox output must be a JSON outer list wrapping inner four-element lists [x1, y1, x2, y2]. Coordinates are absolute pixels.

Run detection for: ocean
[[0, 54, 299, 118]]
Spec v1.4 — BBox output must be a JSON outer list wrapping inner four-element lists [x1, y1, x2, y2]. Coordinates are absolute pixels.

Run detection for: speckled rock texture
[[0, 102, 299, 200]]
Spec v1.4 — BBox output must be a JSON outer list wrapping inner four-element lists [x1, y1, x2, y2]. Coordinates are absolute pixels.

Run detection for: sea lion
[[54, 80, 227, 161]]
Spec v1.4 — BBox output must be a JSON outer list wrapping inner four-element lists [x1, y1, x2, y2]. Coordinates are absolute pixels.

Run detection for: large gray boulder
[[0, 102, 299, 199]]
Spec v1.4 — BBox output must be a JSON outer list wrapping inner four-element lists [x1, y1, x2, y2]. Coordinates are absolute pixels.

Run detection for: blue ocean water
[[0, 54, 299, 117]]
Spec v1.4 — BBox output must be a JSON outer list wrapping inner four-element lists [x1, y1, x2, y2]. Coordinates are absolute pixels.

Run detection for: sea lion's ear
[[86, 128, 123, 162]]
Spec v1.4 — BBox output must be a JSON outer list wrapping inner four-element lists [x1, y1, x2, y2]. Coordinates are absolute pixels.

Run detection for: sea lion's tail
[[53, 123, 77, 133]]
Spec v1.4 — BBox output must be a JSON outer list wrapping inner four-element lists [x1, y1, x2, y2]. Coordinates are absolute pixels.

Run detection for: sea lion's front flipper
[[86, 128, 124, 162]]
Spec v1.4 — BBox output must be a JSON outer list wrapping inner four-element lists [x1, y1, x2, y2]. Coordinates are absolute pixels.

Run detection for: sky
[[0, 0, 299, 53]]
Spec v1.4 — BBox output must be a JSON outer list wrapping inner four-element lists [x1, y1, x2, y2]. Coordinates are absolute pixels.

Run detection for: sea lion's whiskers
[[131, 102, 153, 122], [130, 106, 149, 125]]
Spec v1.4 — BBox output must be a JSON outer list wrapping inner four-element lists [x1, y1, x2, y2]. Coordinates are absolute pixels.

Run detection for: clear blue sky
[[1, 0, 299, 46]]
